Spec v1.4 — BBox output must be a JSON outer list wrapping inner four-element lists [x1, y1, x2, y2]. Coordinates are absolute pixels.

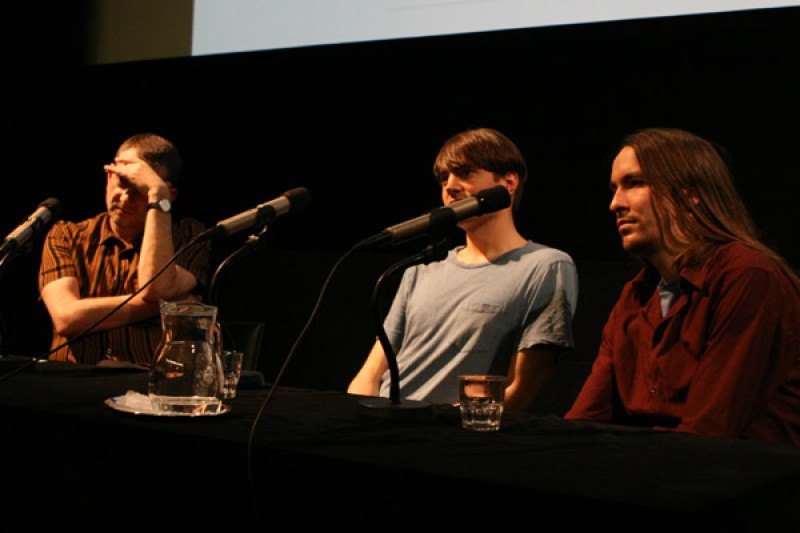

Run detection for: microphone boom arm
[[359, 239, 448, 417]]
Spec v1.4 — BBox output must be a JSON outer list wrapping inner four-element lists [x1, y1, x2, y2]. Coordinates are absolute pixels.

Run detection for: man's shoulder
[[711, 241, 779, 271], [173, 216, 206, 230], [694, 241, 791, 291], [522, 241, 575, 266], [49, 212, 107, 236], [172, 217, 210, 249]]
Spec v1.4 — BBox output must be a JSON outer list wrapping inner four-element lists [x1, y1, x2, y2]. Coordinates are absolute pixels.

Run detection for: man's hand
[[104, 160, 169, 200]]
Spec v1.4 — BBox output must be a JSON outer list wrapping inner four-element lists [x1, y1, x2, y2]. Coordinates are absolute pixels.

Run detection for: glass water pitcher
[[148, 300, 225, 414]]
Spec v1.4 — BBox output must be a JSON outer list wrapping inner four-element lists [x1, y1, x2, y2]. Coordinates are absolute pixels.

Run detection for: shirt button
[[649, 386, 657, 393]]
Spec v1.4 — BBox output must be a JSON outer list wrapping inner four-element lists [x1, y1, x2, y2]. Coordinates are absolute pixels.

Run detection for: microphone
[[199, 187, 312, 240], [0, 198, 62, 257], [356, 184, 511, 249]]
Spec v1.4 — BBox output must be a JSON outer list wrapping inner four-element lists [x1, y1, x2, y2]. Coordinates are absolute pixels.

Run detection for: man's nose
[[444, 173, 463, 190], [609, 189, 625, 213]]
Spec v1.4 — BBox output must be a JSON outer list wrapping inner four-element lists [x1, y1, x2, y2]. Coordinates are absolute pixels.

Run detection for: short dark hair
[[433, 128, 527, 212], [117, 133, 182, 185]]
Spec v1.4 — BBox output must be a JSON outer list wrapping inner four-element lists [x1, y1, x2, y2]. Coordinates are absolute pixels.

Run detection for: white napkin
[[115, 390, 154, 411]]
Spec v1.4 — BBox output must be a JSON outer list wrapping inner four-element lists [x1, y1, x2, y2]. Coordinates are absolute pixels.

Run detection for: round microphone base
[[357, 397, 432, 420]]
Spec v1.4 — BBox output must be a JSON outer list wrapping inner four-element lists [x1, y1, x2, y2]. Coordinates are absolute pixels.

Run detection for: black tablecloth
[[2, 359, 800, 530]]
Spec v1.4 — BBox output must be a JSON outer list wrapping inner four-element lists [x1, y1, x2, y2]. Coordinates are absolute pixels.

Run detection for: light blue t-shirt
[[379, 240, 578, 404]]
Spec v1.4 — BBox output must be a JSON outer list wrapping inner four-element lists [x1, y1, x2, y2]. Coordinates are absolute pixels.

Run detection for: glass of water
[[221, 350, 244, 399], [458, 374, 506, 431]]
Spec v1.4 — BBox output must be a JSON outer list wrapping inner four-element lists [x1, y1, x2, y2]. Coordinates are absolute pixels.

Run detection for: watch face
[[150, 199, 171, 212]]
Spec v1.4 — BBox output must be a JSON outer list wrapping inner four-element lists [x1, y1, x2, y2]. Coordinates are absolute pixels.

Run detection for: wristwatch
[[148, 198, 172, 213]]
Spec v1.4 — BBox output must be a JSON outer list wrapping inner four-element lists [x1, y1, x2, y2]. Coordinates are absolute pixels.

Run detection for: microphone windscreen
[[40, 198, 63, 218], [284, 187, 312, 211], [475, 185, 510, 214]]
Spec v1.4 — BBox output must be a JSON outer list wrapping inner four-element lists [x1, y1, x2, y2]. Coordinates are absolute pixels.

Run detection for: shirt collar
[[98, 213, 142, 249], [631, 256, 706, 303]]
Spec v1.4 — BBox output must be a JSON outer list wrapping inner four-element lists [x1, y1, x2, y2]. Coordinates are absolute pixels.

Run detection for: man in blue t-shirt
[[347, 127, 578, 410]]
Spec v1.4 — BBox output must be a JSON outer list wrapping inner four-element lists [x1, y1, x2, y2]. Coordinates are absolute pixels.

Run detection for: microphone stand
[[207, 202, 280, 305], [357, 238, 450, 419], [206, 223, 275, 379], [0, 239, 32, 279], [207, 224, 272, 307]]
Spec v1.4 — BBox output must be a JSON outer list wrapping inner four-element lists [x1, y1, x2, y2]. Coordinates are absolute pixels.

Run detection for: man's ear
[[169, 187, 178, 202], [501, 172, 519, 197]]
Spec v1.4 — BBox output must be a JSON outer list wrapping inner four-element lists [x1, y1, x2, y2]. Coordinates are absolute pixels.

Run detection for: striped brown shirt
[[38, 212, 211, 365]]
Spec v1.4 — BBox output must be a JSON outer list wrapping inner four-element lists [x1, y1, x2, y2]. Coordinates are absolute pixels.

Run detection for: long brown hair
[[621, 127, 800, 290]]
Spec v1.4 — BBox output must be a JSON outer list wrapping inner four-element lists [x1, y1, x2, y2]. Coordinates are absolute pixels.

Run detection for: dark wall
[[4, 4, 799, 360]]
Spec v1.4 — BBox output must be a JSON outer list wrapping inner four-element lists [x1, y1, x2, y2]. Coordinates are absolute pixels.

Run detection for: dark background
[[3, 3, 798, 380]]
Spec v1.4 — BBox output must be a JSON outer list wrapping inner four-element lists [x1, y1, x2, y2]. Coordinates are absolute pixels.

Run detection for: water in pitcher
[[148, 301, 225, 414]]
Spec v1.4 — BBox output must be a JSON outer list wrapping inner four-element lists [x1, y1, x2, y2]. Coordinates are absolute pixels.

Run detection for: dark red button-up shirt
[[566, 241, 800, 446]]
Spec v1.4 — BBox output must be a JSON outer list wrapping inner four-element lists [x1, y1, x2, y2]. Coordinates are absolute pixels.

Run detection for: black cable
[[244, 234, 450, 526], [244, 243, 358, 528]]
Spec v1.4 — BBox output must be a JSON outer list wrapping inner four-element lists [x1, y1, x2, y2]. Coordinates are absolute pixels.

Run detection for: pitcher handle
[[212, 320, 222, 350]]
